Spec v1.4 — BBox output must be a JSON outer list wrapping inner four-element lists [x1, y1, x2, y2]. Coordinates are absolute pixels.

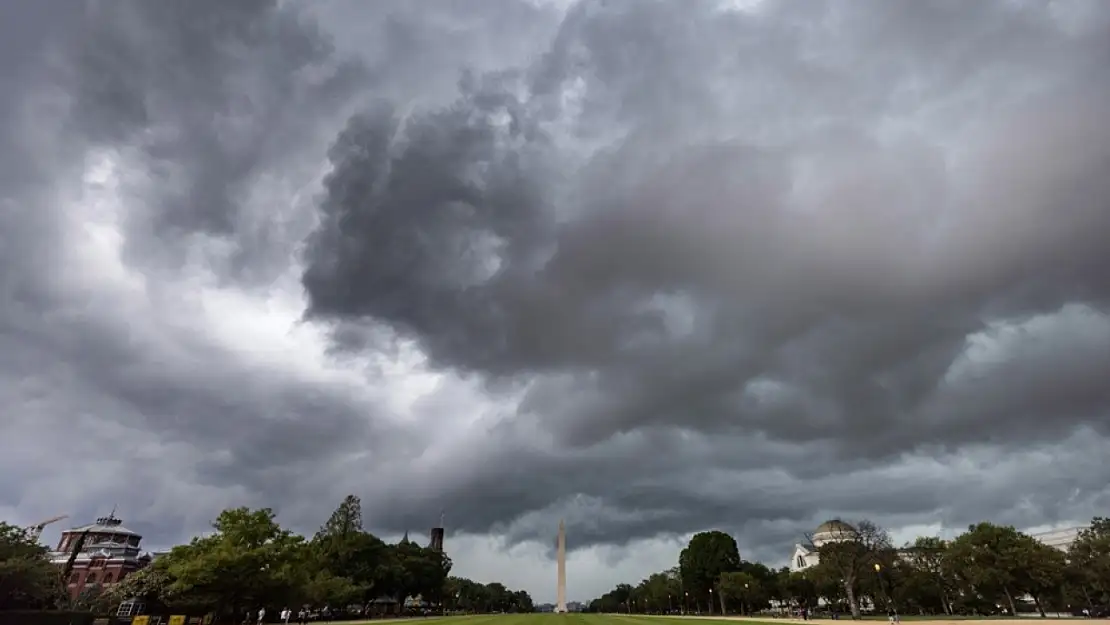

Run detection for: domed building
[[47, 513, 154, 598], [790, 519, 857, 572]]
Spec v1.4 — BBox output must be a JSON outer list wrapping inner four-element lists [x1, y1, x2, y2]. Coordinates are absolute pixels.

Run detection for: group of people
[[250, 605, 333, 624]]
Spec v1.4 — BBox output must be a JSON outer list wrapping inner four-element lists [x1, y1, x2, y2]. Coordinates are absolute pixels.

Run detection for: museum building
[[47, 513, 155, 598], [789, 519, 1089, 573]]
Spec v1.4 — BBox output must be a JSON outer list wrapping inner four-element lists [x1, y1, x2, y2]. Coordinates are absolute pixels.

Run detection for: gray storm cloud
[[303, 0, 1110, 448], [2, 0, 1110, 579]]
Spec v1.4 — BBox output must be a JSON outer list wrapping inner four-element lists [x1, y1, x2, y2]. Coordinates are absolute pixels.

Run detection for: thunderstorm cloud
[[2, 0, 1109, 602]]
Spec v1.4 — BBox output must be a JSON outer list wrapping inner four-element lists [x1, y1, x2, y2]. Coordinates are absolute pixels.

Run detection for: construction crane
[[24, 515, 68, 543]]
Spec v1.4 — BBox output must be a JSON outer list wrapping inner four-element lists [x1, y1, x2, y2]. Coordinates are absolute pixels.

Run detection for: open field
[[337, 615, 1084, 625]]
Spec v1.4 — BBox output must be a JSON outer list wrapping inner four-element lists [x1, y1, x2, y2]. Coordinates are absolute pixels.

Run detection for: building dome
[[811, 519, 857, 547], [815, 519, 856, 535]]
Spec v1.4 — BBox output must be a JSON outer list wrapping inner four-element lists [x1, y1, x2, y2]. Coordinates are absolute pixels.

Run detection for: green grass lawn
[[340, 614, 1076, 625], [340, 617, 780, 625], [340, 616, 793, 625], [339, 616, 777, 625]]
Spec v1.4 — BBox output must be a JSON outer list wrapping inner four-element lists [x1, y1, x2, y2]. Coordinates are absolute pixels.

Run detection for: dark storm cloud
[[0, 0, 421, 541], [302, 0, 1110, 546], [58, 0, 366, 282]]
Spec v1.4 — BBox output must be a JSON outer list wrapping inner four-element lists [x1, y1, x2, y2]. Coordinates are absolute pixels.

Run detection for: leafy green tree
[[763, 566, 791, 612], [1068, 517, 1110, 607], [807, 558, 849, 609], [679, 530, 741, 613], [898, 536, 953, 615], [99, 564, 179, 613], [634, 569, 680, 613], [781, 569, 818, 610], [595, 582, 633, 613], [510, 588, 535, 612], [437, 575, 529, 613], [0, 521, 63, 609], [811, 519, 892, 618], [717, 570, 760, 614], [1018, 537, 1067, 615], [68, 585, 110, 613], [315, 495, 363, 539], [388, 537, 452, 605], [161, 507, 307, 618], [302, 570, 362, 606], [309, 495, 390, 603], [945, 522, 1028, 616]]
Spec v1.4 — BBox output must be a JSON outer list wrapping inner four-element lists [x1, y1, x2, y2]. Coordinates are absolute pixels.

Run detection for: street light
[[874, 563, 890, 613], [709, 588, 714, 615]]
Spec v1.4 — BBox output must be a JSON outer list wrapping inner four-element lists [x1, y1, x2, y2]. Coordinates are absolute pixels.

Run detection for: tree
[[29, 501, 530, 620], [0, 521, 63, 610], [590, 582, 633, 613], [945, 522, 1030, 616], [310, 495, 390, 603], [679, 530, 741, 613], [1068, 517, 1110, 608], [99, 564, 179, 614], [510, 589, 535, 612], [315, 495, 363, 540], [161, 507, 307, 619], [899, 536, 953, 615], [302, 570, 362, 607], [780, 569, 818, 610], [634, 570, 680, 613], [717, 571, 760, 614], [811, 519, 893, 618], [1019, 537, 1066, 615]]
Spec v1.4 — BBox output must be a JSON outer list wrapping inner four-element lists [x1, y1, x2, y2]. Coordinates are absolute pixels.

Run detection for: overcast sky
[[3, 0, 1110, 604]]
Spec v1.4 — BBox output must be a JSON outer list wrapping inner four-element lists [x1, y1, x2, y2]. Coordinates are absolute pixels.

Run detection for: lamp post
[[744, 583, 750, 616], [685, 591, 689, 616], [709, 588, 714, 615], [874, 563, 890, 613]]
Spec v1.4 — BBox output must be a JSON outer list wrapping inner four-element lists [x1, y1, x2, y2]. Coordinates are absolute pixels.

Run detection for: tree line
[[587, 516, 1110, 618], [0, 495, 534, 619]]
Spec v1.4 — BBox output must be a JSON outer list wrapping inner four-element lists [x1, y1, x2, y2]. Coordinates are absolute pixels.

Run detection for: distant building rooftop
[[65, 514, 141, 537]]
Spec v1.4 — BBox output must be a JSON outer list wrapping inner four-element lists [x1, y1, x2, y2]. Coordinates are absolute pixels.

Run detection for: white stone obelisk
[[556, 519, 567, 613]]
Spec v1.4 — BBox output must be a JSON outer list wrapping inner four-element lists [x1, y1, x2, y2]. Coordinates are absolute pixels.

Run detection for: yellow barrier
[[169, 616, 186, 625], [132, 617, 150, 625]]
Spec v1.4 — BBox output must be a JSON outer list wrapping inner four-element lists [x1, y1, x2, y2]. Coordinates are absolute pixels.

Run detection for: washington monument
[[556, 519, 567, 613]]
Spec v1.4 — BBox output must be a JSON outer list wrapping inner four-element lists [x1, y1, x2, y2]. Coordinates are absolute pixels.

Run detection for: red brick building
[[49, 513, 154, 598]]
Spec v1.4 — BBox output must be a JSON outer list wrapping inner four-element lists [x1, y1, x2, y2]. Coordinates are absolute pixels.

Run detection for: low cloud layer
[[3, 0, 1109, 603]]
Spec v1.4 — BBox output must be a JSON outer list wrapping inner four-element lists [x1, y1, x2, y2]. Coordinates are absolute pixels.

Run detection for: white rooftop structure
[[67, 520, 141, 536], [1030, 526, 1086, 552]]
